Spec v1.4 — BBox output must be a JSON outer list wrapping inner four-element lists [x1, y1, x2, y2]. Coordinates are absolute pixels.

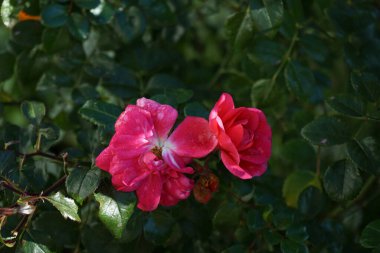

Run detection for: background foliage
[[1, 0, 380, 252]]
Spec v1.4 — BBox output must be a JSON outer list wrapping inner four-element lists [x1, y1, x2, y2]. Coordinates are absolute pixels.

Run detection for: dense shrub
[[0, 0, 380, 252]]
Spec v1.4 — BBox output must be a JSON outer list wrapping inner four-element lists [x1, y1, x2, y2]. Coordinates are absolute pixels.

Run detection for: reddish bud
[[193, 173, 219, 204]]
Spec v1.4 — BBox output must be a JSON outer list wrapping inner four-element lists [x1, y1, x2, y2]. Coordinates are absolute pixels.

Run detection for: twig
[[42, 176, 68, 196]]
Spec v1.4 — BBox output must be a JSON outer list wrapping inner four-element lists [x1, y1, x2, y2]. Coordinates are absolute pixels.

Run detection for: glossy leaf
[[19, 240, 53, 253], [283, 170, 319, 208], [327, 94, 365, 117], [21, 101, 46, 125], [285, 61, 318, 101], [323, 159, 363, 202], [250, 0, 284, 34], [346, 138, 380, 175], [41, 4, 68, 28], [351, 72, 380, 102], [360, 219, 380, 248], [79, 100, 122, 129], [301, 117, 351, 146], [46, 192, 81, 222], [66, 167, 101, 204], [94, 192, 136, 238]]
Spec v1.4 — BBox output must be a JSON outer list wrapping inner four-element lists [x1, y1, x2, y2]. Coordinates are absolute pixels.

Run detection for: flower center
[[151, 146, 163, 159]]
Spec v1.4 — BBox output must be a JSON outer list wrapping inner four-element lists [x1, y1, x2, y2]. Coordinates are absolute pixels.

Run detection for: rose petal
[[167, 116, 217, 158], [162, 149, 194, 173], [220, 151, 252, 179], [136, 173, 162, 211], [95, 147, 113, 172], [114, 105, 155, 139], [137, 98, 178, 140], [160, 172, 193, 206], [110, 134, 152, 159]]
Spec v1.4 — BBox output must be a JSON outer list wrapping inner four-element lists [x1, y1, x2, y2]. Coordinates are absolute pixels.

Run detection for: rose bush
[[1, 0, 380, 252]]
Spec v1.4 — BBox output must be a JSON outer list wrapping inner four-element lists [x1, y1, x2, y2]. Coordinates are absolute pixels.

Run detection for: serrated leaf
[[20, 240, 53, 253], [282, 170, 319, 208], [301, 117, 351, 146], [285, 61, 318, 102], [66, 167, 101, 204], [323, 159, 363, 202], [94, 192, 136, 238], [346, 138, 380, 175], [351, 72, 380, 102], [79, 100, 122, 129], [327, 94, 365, 117], [250, 0, 284, 35], [297, 186, 324, 218], [360, 219, 380, 248], [45, 192, 81, 222], [21, 101, 46, 125], [225, 9, 253, 50], [251, 79, 271, 107]]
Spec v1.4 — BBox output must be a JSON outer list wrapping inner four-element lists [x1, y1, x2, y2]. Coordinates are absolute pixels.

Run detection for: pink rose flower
[[209, 93, 272, 179], [96, 98, 217, 211]]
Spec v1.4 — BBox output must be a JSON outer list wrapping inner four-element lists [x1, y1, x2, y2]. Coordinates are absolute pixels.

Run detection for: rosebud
[[193, 173, 219, 204]]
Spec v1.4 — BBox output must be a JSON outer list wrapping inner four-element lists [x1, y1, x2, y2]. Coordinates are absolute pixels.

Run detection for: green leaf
[[213, 203, 241, 229], [246, 209, 265, 232], [297, 186, 324, 218], [323, 159, 363, 202], [143, 210, 175, 245], [327, 94, 365, 117], [225, 9, 253, 50], [222, 244, 247, 253], [0, 150, 16, 175], [113, 7, 146, 44], [184, 102, 209, 119], [74, 0, 100, 9], [21, 101, 46, 125], [19, 240, 53, 253], [45, 192, 81, 222], [286, 225, 309, 242], [0, 52, 15, 82], [351, 72, 380, 102], [282, 170, 319, 207], [284, 61, 318, 102], [360, 219, 380, 248], [67, 13, 90, 41], [79, 100, 122, 129], [280, 239, 309, 253], [301, 117, 351, 146], [346, 138, 380, 175], [94, 192, 136, 239], [42, 28, 71, 54], [250, 0, 284, 34], [41, 4, 68, 28], [251, 79, 271, 107], [66, 167, 101, 204]]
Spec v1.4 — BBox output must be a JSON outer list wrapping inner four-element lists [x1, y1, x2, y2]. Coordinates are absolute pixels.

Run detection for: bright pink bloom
[[96, 98, 217, 211], [209, 93, 272, 179]]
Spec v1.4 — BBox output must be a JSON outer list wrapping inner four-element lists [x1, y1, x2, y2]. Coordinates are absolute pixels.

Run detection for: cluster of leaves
[[0, 0, 380, 252]]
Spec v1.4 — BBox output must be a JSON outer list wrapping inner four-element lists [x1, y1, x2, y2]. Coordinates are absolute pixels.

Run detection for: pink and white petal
[[162, 149, 194, 173], [114, 105, 155, 139], [217, 131, 240, 164], [221, 151, 252, 180], [95, 147, 113, 172], [136, 173, 163, 211], [209, 93, 235, 133], [110, 134, 152, 159], [167, 116, 217, 158], [137, 98, 178, 140]]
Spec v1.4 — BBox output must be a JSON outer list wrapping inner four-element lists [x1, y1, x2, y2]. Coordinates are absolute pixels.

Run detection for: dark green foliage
[[0, 0, 380, 252]]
